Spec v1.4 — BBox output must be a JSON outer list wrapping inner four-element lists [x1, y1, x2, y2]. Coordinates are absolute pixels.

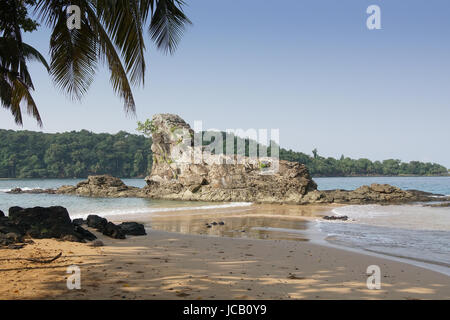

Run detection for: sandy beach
[[0, 204, 449, 300]]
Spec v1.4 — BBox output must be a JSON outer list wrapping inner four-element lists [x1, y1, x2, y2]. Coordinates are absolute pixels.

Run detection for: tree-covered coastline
[[1, 129, 448, 179]]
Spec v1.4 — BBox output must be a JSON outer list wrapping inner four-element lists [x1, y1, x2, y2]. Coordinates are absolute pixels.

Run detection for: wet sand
[[0, 204, 449, 299]]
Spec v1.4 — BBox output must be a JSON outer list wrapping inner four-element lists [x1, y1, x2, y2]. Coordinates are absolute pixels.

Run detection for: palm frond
[[149, 0, 191, 54], [49, 9, 98, 100], [97, 0, 146, 85], [85, 4, 136, 113], [11, 76, 42, 126]]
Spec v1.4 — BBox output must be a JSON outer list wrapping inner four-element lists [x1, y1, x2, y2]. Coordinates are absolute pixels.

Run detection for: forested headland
[[1, 129, 448, 178]]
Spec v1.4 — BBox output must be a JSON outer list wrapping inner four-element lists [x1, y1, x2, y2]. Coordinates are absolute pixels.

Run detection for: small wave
[[70, 202, 253, 219], [0, 187, 36, 193]]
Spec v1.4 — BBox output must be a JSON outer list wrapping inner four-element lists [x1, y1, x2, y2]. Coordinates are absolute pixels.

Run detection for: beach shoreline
[[1, 203, 449, 300]]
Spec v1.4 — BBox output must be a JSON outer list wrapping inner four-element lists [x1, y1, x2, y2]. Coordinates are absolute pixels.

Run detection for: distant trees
[[280, 149, 448, 177], [0, 129, 151, 178], [0, 129, 447, 178]]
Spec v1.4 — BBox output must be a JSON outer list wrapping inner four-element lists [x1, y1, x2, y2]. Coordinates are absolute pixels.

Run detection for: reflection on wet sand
[[127, 204, 336, 242]]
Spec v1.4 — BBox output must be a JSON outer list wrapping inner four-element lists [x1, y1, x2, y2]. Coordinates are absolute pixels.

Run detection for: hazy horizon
[[1, 0, 449, 167]]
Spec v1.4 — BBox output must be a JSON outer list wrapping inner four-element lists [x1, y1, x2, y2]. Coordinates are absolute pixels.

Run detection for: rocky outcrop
[[56, 175, 144, 197], [302, 183, 447, 204], [142, 114, 317, 203], [0, 206, 96, 247], [85, 215, 146, 239], [6, 188, 56, 194], [31, 114, 447, 205]]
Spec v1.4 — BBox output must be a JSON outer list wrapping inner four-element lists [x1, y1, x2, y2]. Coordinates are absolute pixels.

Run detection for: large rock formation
[[41, 114, 447, 205], [143, 114, 317, 203]]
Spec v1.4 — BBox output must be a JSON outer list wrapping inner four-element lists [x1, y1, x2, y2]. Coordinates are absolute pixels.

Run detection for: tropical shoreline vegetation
[[1, 129, 448, 179]]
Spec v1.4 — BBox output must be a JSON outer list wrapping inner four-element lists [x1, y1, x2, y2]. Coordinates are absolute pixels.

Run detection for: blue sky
[[1, 0, 450, 167]]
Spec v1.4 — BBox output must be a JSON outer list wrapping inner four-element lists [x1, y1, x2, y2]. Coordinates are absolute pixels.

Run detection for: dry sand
[[1, 230, 449, 299], [0, 204, 449, 299]]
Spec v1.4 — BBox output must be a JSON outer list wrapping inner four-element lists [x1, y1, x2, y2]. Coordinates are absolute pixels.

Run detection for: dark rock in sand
[[90, 240, 104, 247], [218, 221, 225, 225], [102, 222, 126, 239], [74, 225, 97, 241], [0, 217, 23, 237], [323, 215, 348, 221], [72, 218, 86, 226], [118, 222, 146, 236], [87, 215, 108, 231], [7, 206, 87, 242], [8, 206, 23, 216]]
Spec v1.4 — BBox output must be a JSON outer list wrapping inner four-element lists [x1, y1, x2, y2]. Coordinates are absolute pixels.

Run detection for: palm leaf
[[148, 0, 191, 54], [49, 8, 98, 100], [85, 4, 136, 113], [11, 76, 42, 126], [96, 0, 146, 85]]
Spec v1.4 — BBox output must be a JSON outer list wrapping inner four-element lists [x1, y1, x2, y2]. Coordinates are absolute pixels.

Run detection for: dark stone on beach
[[72, 218, 86, 226], [323, 215, 348, 221], [90, 240, 104, 247], [102, 222, 126, 239], [211, 222, 218, 225], [0, 232, 23, 246], [74, 225, 97, 241], [206, 224, 212, 228], [7, 206, 88, 242], [8, 206, 23, 216], [87, 215, 107, 231], [218, 221, 225, 225], [0, 218, 23, 237], [118, 222, 146, 236]]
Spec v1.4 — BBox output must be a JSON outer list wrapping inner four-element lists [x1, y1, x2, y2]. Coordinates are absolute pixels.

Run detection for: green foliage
[[136, 119, 156, 137], [279, 149, 449, 177], [0, 129, 152, 178]]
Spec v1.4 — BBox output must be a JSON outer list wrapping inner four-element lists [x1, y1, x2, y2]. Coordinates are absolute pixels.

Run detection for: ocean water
[[0, 178, 246, 219], [313, 177, 450, 273], [314, 176, 450, 195], [1, 177, 449, 274]]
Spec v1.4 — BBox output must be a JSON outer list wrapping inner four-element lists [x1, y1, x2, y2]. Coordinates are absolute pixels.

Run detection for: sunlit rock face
[[144, 114, 317, 203]]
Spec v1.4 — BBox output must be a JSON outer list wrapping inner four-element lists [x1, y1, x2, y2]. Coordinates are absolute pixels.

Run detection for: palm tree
[[0, 0, 49, 126], [1, 0, 191, 126]]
